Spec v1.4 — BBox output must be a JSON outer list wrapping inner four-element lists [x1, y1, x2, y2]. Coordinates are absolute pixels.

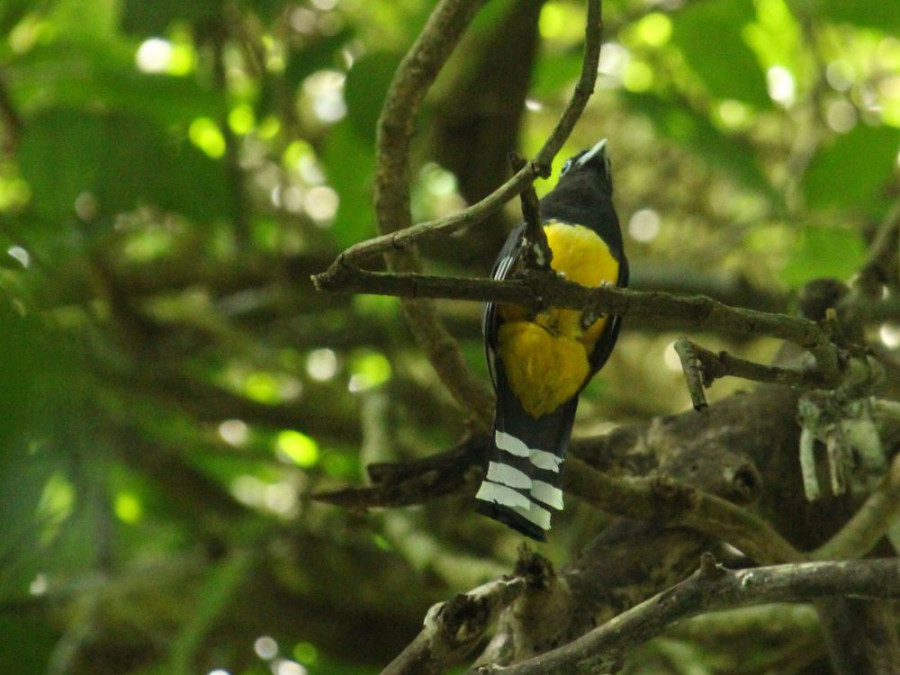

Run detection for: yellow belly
[[497, 222, 619, 418]]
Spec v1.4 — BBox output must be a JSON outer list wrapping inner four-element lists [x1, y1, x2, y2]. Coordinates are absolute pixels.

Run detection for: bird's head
[[558, 138, 613, 193]]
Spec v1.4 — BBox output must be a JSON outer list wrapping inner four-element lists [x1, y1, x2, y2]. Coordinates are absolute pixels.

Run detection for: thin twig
[[509, 152, 552, 272], [857, 201, 900, 294], [674, 337, 709, 411], [312, 0, 604, 274], [674, 336, 827, 409]]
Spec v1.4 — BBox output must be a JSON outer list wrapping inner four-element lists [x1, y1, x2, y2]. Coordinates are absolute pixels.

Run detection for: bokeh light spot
[[766, 66, 795, 106], [136, 38, 172, 73], [189, 118, 226, 158], [254, 635, 279, 660], [219, 419, 249, 446], [276, 430, 320, 468], [114, 491, 143, 524], [306, 348, 338, 381], [229, 104, 255, 135], [634, 13, 671, 48], [628, 208, 661, 243]]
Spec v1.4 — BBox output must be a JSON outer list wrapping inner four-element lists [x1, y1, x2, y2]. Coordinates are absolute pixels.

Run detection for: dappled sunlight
[[135, 38, 171, 74], [766, 65, 796, 106], [302, 70, 347, 123], [3, 0, 900, 672], [254, 635, 279, 660], [6, 245, 30, 268], [305, 348, 338, 381], [28, 573, 47, 596], [218, 419, 249, 446], [627, 208, 661, 243], [303, 185, 339, 224], [880, 324, 900, 348], [275, 430, 319, 468]]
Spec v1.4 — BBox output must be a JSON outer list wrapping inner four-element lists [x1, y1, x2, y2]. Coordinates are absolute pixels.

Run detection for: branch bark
[[473, 557, 900, 674], [314, 268, 846, 387], [372, 0, 495, 429]]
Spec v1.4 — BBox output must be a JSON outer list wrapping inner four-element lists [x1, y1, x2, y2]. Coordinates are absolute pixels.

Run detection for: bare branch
[[673, 337, 710, 411], [312, 0, 605, 275], [812, 452, 900, 560], [674, 336, 827, 412], [856, 201, 900, 296], [509, 152, 553, 272], [383, 577, 526, 675], [474, 557, 900, 674], [314, 268, 845, 385], [563, 457, 801, 565]]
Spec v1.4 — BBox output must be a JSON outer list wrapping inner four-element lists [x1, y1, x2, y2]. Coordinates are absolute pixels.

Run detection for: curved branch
[[563, 457, 801, 565], [372, 0, 495, 428], [317, 0, 606, 427]]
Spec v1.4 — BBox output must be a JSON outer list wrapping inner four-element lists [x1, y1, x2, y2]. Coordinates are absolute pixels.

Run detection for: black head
[[558, 138, 613, 195], [540, 138, 622, 255]]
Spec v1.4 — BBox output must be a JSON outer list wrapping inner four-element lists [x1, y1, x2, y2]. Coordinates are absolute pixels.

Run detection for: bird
[[474, 139, 628, 541]]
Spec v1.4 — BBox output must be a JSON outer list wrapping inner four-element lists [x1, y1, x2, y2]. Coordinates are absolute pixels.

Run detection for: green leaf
[[8, 41, 224, 126], [670, 0, 771, 107], [0, 618, 56, 674], [121, 0, 221, 34], [780, 225, 866, 287], [343, 51, 403, 144], [19, 108, 232, 222], [802, 125, 900, 212], [789, 0, 900, 32], [322, 120, 377, 248], [623, 91, 776, 198]]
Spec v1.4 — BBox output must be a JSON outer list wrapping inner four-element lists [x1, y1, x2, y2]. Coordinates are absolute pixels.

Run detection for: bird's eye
[[560, 158, 574, 176]]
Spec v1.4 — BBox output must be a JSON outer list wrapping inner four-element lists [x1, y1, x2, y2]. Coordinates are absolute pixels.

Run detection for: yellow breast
[[497, 222, 619, 418]]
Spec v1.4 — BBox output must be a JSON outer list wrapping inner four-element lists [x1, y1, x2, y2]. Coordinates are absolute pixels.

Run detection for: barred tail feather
[[475, 374, 577, 541]]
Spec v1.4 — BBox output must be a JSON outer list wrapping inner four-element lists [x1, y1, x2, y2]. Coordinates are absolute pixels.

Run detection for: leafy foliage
[[0, 0, 898, 673]]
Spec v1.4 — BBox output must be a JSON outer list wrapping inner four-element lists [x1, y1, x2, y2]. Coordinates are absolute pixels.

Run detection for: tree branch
[[473, 557, 900, 674], [383, 577, 526, 675], [314, 0, 607, 429], [812, 452, 900, 560], [563, 457, 801, 565], [313, 0, 605, 275], [315, 268, 846, 386], [674, 336, 825, 410], [372, 0, 495, 429]]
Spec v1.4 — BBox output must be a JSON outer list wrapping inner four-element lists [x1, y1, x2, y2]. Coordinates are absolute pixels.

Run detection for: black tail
[[475, 369, 578, 541]]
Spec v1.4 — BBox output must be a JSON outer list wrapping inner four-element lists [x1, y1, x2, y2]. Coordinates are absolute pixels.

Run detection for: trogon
[[475, 139, 628, 541]]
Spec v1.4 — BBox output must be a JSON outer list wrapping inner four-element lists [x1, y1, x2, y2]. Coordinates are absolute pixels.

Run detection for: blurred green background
[[0, 0, 898, 673]]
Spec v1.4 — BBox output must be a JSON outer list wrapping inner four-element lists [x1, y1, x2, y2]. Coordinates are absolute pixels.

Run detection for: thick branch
[[563, 457, 801, 565], [382, 577, 525, 675], [474, 557, 900, 674], [812, 452, 900, 560], [373, 0, 495, 428]]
